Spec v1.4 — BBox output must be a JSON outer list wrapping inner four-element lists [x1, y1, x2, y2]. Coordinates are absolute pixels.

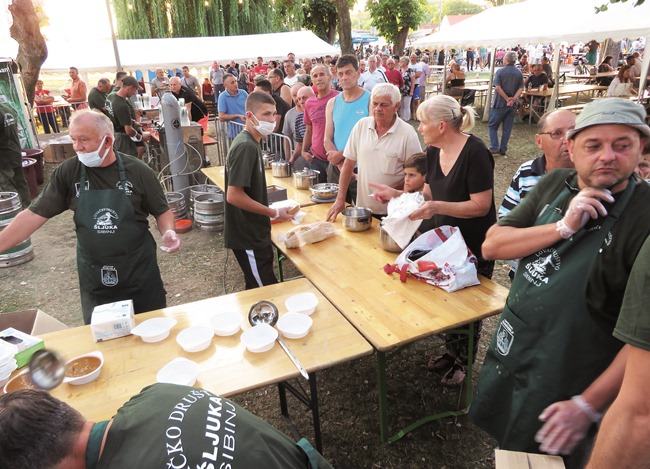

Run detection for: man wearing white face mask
[[0, 109, 181, 324], [224, 91, 293, 289]]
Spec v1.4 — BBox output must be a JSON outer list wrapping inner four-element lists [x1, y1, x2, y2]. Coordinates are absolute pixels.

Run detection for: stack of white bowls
[[0, 347, 18, 387]]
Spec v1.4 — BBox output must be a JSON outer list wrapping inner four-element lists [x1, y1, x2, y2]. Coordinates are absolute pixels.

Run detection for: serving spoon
[[28, 349, 66, 390], [248, 301, 309, 380]]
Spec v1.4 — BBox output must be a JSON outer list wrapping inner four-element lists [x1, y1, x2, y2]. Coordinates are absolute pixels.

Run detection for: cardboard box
[[0, 328, 44, 368], [38, 132, 75, 163], [267, 185, 287, 204], [91, 300, 135, 342], [0, 309, 68, 336]]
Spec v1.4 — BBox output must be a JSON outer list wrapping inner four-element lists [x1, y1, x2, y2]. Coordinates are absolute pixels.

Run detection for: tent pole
[[636, 35, 649, 103], [105, 0, 122, 71], [547, 44, 561, 112], [482, 47, 496, 122]]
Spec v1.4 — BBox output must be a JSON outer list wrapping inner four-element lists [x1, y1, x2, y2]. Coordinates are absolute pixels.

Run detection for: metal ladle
[[248, 301, 309, 380], [27, 349, 66, 390]]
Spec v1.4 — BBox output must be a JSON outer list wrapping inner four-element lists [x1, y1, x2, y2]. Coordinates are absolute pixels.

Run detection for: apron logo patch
[[101, 265, 118, 287], [75, 181, 90, 197], [116, 180, 133, 195], [93, 208, 119, 234], [496, 319, 514, 356], [523, 248, 561, 287]]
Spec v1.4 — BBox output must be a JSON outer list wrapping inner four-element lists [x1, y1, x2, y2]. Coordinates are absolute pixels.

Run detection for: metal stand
[[278, 372, 322, 452]]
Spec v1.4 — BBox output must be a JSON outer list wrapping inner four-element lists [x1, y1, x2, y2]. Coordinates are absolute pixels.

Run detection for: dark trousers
[[232, 246, 278, 290], [37, 110, 59, 134], [213, 84, 225, 103], [308, 157, 329, 183]]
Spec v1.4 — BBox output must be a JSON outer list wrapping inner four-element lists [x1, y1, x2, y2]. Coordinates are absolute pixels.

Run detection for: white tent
[[0, 30, 339, 73], [413, 0, 650, 119]]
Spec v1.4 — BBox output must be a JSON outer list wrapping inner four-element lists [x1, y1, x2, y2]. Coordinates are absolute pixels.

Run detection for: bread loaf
[[284, 222, 335, 249]]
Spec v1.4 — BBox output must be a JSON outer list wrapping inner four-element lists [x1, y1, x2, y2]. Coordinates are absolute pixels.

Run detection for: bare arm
[[482, 224, 563, 261], [218, 111, 246, 123], [326, 157, 356, 221], [323, 99, 344, 166], [0, 209, 48, 252], [587, 346, 650, 468], [411, 189, 493, 221], [155, 210, 176, 236], [280, 86, 293, 107], [301, 125, 314, 163], [227, 186, 293, 221]]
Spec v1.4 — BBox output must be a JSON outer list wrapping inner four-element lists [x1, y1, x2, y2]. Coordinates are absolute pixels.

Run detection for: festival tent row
[[412, 0, 650, 117], [0, 30, 339, 73]]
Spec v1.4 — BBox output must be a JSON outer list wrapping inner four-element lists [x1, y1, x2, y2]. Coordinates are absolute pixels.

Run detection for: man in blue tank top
[[324, 55, 371, 202]]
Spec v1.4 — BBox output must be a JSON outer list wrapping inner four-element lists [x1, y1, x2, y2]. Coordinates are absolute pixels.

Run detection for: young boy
[[403, 152, 427, 193], [635, 141, 650, 181]]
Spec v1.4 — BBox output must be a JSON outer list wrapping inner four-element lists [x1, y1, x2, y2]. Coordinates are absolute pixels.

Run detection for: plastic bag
[[391, 225, 480, 292], [381, 192, 423, 249], [281, 222, 338, 249]]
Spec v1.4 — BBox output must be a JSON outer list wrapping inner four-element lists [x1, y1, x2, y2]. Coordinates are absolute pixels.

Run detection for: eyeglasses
[[539, 129, 571, 140]]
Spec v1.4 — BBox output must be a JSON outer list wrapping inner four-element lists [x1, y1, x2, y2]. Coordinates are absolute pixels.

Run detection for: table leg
[[376, 351, 390, 444], [277, 373, 322, 453], [275, 246, 286, 282]]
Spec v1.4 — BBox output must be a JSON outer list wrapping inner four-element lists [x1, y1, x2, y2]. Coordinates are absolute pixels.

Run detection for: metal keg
[[193, 193, 224, 232], [188, 184, 222, 217], [0, 192, 35, 268], [165, 192, 187, 220]]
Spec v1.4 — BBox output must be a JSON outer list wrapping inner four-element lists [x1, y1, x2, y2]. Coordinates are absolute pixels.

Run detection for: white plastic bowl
[[0, 360, 18, 379], [63, 351, 104, 386], [176, 325, 214, 352], [131, 317, 177, 343], [285, 292, 319, 315], [241, 324, 278, 353], [209, 311, 242, 337], [157, 357, 200, 386], [0, 346, 12, 364], [277, 313, 313, 339]]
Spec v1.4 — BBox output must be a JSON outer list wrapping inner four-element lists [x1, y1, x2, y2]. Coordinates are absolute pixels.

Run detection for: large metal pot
[[309, 183, 339, 199], [379, 222, 402, 252], [262, 152, 274, 169], [293, 169, 320, 190], [271, 160, 291, 178], [341, 207, 372, 232]]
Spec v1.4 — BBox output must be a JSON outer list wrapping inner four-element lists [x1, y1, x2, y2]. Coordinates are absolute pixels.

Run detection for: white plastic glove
[[160, 229, 181, 253], [536, 397, 599, 455], [558, 187, 614, 238]]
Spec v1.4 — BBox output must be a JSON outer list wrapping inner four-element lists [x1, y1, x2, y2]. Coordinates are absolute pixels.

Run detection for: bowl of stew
[[63, 351, 104, 385]]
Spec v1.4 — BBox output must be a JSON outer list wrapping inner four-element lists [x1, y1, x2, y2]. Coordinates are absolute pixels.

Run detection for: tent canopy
[[413, 0, 650, 49], [1, 30, 339, 73]]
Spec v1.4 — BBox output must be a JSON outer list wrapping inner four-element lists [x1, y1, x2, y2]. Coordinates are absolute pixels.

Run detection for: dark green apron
[[75, 154, 166, 324], [470, 177, 635, 455]]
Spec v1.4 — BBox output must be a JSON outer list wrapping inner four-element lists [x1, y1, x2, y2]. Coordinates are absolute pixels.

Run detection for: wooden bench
[[560, 103, 587, 113]]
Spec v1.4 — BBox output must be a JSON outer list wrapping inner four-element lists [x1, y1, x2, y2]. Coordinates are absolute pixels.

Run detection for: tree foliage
[[302, 0, 339, 44], [484, 0, 522, 6], [424, 0, 485, 24], [366, 0, 427, 54], [596, 0, 645, 12]]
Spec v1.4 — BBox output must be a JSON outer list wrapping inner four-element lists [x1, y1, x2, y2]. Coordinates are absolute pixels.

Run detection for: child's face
[[404, 167, 426, 193], [635, 154, 650, 179]]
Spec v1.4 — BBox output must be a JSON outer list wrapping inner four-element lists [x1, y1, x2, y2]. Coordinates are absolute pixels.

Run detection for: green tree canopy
[[366, 0, 427, 54]]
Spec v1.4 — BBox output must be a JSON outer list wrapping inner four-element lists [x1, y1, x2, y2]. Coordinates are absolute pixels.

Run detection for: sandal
[[427, 352, 456, 372], [441, 363, 466, 386]]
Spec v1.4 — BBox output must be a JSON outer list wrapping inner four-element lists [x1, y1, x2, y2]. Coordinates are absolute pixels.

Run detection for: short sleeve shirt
[[493, 65, 524, 108], [106, 93, 134, 133], [303, 90, 339, 160]]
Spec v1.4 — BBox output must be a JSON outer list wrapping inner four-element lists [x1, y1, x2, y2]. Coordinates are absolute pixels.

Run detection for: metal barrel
[[193, 193, 224, 232], [165, 191, 187, 220], [0, 192, 35, 268], [188, 184, 222, 217]]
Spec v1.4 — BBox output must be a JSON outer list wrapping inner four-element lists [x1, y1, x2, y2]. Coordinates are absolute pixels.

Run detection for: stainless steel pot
[[262, 153, 273, 169], [271, 160, 291, 178], [293, 169, 320, 190], [310, 183, 339, 199], [341, 207, 372, 232], [379, 222, 402, 252]]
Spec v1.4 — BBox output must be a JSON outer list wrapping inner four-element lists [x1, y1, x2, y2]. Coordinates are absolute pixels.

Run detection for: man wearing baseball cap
[[470, 98, 650, 468]]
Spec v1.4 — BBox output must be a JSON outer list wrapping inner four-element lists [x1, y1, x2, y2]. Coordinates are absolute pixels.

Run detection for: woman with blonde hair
[[371, 95, 496, 385]]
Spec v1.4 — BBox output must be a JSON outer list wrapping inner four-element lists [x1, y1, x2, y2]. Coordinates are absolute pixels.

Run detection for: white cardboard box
[[90, 300, 135, 342]]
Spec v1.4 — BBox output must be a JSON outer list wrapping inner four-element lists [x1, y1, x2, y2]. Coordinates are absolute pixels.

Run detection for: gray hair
[[417, 94, 476, 132], [69, 109, 114, 137], [505, 51, 518, 64], [371, 83, 401, 106]]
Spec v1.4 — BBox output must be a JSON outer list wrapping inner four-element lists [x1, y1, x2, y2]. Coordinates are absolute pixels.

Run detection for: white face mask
[[77, 136, 109, 167], [252, 113, 275, 136]]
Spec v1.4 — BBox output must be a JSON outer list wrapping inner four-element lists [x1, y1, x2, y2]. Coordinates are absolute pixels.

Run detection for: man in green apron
[[472, 98, 650, 468], [0, 383, 332, 469], [0, 109, 181, 324]]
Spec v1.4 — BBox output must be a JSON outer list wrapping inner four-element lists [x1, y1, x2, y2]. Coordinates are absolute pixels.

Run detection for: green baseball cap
[[567, 98, 650, 140]]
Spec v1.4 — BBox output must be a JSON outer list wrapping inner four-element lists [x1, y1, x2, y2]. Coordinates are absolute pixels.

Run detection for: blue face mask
[[77, 136, 109, 167]]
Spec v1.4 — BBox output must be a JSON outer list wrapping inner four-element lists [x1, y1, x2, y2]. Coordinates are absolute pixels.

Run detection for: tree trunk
[[394, 26, 410, 57], [327, 14, 338, 45], [8, 0, 48, 106], [336, 0, 353, 55]]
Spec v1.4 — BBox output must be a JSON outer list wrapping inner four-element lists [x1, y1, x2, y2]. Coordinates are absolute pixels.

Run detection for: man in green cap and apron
[[0, 109, 181, 324], [472, 98, 650, 468]]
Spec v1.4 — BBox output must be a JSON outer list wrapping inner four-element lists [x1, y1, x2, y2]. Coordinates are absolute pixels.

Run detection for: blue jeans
[[308, 157, 329, 183], [488, 106, 516, 153]]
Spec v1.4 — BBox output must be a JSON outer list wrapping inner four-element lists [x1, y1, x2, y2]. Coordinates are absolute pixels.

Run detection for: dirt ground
[[0, 116, 542, 468]]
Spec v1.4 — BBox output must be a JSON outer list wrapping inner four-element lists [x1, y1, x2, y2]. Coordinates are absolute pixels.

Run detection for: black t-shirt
[[0, 104, 21, 169], [106, 93, 134, 133], [423, 134, 496, 260], [88, 87, 108, 115], [172, 86, 208, 122], [273, 94, 291, 135]]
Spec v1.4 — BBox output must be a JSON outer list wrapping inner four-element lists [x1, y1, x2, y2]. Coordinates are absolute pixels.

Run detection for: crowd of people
[[1, 44, 650, 468]]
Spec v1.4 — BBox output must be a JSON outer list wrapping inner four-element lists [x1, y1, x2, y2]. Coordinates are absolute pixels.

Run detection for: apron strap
[[79, 153, 127, 191], [296, 438, 319, 469]]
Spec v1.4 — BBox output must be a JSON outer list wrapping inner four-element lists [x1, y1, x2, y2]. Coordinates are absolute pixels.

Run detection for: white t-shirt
[[284, 75, 299, 86], [344, 116, 422, 214], [409, 62, 423, 87]]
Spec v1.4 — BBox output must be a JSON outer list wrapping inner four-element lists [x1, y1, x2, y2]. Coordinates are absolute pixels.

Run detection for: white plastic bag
[[394, 225, 479, 292], [281, 222, 338, 249], [381, 192, 424, 249]]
